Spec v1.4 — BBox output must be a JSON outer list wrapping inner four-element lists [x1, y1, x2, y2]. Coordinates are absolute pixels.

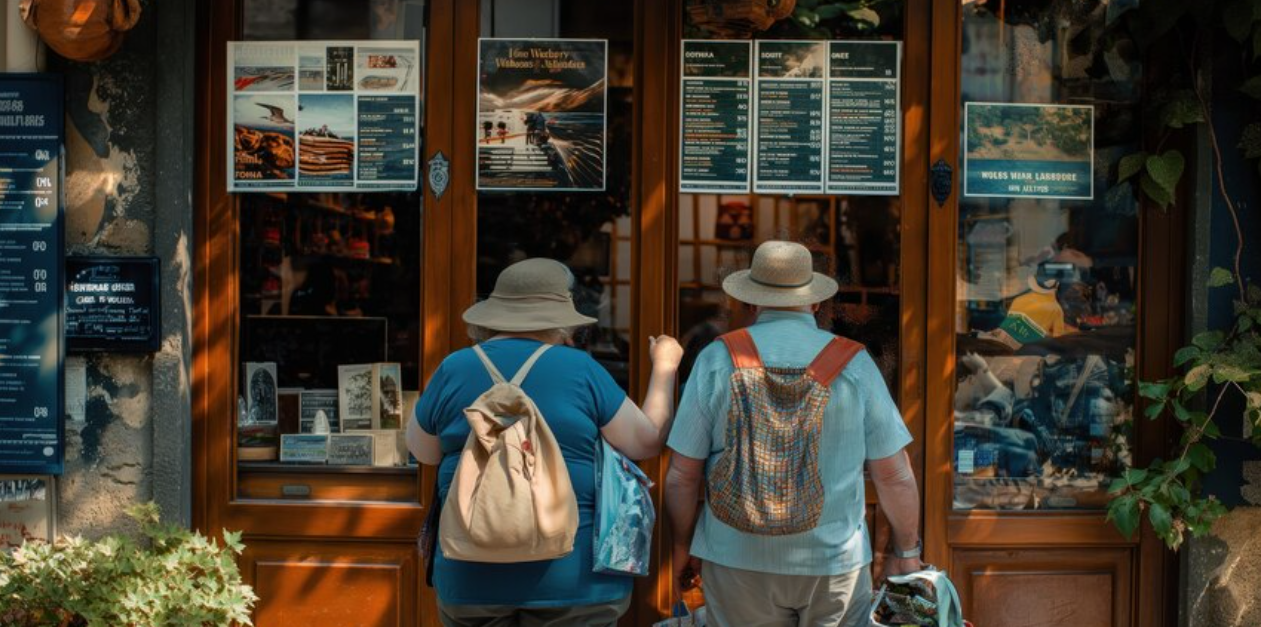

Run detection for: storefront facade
[[189, 1, 1187, 625]]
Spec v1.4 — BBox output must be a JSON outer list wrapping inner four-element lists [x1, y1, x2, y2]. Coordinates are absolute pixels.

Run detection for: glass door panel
[[678, 3, 907, 395], [474, 0, 636, 389], [234, 0, 426, 503], [952, 1, 1141, 511]]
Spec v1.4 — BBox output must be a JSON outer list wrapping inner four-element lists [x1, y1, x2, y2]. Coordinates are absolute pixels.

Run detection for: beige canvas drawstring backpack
[[439, 343, 579, 563]]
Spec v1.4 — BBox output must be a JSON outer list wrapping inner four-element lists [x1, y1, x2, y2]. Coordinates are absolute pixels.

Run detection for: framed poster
[[300, 389, 341, 433], [963, 102, 1094, 200], [0, 73, 64, 476], [279, 434, 328, 464], [0, 476, 55, 548], [64, 256, 160, 353], [227, 40, 421, 192], [327, 433, 375, 466], [825, 41, 901, 195], [243, 362, 279, 425], [753, 40, 827, 194], [476, 38, 608, 191], [679, 40, 753, 193]]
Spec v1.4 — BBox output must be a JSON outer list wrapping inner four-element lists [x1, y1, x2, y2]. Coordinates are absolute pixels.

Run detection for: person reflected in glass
[[406, 258, 683, 627]]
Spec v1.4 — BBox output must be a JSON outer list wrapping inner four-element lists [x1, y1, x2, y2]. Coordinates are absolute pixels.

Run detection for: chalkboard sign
[[65, 256, 160, 353], [0, 74, 65, 476]]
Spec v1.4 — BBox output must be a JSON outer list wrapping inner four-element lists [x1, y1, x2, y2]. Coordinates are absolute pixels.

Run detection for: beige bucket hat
[[462, 258, 598, 332], [722, 240, 839, 307]]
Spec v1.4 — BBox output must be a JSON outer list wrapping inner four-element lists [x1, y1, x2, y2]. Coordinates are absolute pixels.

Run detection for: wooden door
[[194, 2, 456, 625], [922, 3, 1181, 626]]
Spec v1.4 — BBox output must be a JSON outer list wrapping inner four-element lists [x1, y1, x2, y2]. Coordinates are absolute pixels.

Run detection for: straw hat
[[462, 258, 597, 332], [722, 240, 839, 307]]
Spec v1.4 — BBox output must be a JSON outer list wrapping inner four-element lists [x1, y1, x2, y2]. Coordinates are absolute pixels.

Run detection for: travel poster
[[964, 103, 1094, 200], [753, 41, 826, 194], [227, 41, 420, 192], [679, 40, 752, 193], [476, 38, 607, 191], [826, 41, 900, 195]]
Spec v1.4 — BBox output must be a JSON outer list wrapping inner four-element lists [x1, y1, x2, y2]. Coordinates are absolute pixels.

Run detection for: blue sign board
[[0, 74, 64, 475], [964, 102, 1094, 200]]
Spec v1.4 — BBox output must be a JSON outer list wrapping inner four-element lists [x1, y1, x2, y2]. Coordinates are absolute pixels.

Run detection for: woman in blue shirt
[[407, 258, 682, 627]]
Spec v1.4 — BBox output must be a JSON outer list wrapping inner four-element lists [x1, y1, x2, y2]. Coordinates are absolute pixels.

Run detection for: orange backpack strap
[[806, 337, 865, 386], [718, 329, 763, 370]]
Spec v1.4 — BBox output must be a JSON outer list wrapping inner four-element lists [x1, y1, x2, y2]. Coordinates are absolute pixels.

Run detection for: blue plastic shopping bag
[[593, 439, 655, 576]]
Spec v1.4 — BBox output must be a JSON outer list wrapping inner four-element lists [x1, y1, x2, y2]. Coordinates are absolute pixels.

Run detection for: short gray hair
[[466, 324, 577, 345]]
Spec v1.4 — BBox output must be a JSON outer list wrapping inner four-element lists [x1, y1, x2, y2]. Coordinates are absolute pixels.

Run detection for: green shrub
[[0, 503, 256, 627]]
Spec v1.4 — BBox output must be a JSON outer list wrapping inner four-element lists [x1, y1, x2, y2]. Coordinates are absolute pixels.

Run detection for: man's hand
[[671, 543, 702, 597], [882, 556, 926, 579]]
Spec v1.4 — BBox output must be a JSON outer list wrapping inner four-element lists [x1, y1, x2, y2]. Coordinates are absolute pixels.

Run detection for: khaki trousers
[[701, 561, 872, 627], [437, 595, 631, 627]]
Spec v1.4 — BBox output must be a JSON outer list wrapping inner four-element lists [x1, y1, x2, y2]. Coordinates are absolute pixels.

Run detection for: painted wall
[[3, 0, 194, 538]]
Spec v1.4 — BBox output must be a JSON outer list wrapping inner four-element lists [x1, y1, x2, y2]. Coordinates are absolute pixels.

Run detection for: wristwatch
[[891, 539, 922, 559]]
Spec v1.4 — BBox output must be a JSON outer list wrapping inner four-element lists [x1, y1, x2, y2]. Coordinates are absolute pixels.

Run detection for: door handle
[[931, 158, 953, 207]]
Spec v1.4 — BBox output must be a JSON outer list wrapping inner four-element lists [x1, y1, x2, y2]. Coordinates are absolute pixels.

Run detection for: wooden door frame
[[192, 0, 456, 541], [921, 3, 1182, 624]]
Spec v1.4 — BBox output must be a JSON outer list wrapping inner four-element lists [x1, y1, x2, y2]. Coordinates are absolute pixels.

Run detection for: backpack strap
[[806, 337, 865, 386], [718, 329, 762, 369], [471, 344, 507, 385], [510, 344, 552, 386]]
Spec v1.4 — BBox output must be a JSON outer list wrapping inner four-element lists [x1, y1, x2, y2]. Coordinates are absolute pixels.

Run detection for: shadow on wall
[[1187, 505, 1261, 627]]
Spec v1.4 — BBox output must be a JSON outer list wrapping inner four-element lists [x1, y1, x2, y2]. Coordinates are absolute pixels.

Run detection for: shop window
[[474, 0, 636, 390], [234, 0, 426, 503], [952, 2, 1140, 511], [677, 2, 906, 395]]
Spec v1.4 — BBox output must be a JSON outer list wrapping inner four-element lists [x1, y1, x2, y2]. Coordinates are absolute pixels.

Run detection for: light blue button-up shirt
[[667, 310, 912, 576]]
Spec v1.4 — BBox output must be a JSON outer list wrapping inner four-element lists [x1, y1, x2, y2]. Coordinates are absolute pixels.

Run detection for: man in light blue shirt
[[665, 241, 924, 627]]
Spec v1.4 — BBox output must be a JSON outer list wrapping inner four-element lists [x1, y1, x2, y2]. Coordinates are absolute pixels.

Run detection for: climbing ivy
[[1104, 0, 1261, 550]]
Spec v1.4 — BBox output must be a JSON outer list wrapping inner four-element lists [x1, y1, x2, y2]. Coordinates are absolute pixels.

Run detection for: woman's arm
[[600, 336, 683, 460], [405, 414, 442, 465]]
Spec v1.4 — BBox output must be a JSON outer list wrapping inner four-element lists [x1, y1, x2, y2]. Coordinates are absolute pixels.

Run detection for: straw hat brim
[[462, 297, 597, 332], [722, 269, 839, 307]]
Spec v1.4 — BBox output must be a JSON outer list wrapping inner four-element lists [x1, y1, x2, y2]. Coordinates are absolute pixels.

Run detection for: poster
[[754, 41, 826, 194], [476, 38, 607, 191], [227, 41, 420, 192], [679, 40, 752, 193], [0, 74, 64, 476], [964, 103, 1094, 200], [0, 476, 55, 548], [826, 41, 900, 195]]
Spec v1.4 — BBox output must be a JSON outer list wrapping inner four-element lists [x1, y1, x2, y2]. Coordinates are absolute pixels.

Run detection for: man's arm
[[868, 448, 924, 577], [665, 452, 706, 593]]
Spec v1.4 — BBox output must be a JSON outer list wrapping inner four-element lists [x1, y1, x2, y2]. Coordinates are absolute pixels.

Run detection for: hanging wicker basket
[[685, 0, 797, 39], [20, 0, 142, 62]]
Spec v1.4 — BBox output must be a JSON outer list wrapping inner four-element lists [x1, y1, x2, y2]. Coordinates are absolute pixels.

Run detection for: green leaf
[[1160, 91, 1204, 129], [1240, 123, 1261, 159], [1146, 150, 1186, 196], [1108, 494, 1141, 539], [1223, 0, 1255, 42], [793, 7, 820, 28], [1139, 380, 1172, 400], [1118, 152, 1148, 182], [1185, 364, 1213, 391], [1149, 501, 1174, 538], [1213, 365, 1254, 383], [1124, 467, 1149, 484], [1192, 330, 1225, 351], [1209, 267, 1236, 288], [814, 4, 845, 19], [1174, 345, 1203, 366], [1188, 443, 1216, 472], [1173, 399, 1193, 423], [1241, 75, 1261, 101], [1140, 172, 1174, 208], [1109, 477, 1130, 494], [846, 7, 880, 26], [1145, 401, 1168, 418]]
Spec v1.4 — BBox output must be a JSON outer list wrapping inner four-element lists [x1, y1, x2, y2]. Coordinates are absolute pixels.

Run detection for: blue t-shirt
[[415, 338, 632, 607]]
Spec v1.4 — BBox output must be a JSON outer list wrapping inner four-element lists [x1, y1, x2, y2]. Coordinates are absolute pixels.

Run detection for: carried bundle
[[871, 567, 970, 627]]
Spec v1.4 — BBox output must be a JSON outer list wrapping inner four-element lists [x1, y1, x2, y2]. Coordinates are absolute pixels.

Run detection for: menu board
[[678, 40, 902, 196], [754, 41, 826, 194], [227, 41, 421, 192], [826, 41, 900, 195], [476, 39, 608, 191], [679, 40, 752, 193], [0, 74, 64, 475], [65, 257, 160, 353]]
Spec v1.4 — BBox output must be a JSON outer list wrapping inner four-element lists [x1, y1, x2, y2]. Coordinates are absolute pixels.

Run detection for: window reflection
[[953, 1, 1140, 511]]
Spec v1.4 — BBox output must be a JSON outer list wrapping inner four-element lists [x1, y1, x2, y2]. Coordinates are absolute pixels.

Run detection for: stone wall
[[1183, 465, 1261, 627]]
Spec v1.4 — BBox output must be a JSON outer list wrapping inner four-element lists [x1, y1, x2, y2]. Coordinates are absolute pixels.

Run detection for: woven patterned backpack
[[707, 328, 864, 535]]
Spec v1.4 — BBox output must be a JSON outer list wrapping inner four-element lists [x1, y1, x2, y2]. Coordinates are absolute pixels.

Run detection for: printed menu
[[679, 40, 752, 193]]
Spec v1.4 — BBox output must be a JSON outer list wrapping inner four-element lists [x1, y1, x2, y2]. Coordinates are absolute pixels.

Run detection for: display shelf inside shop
[[237, 462, 420, 503]]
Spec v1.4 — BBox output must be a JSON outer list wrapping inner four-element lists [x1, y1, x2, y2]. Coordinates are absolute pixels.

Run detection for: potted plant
[[0, 503, 257, 626]]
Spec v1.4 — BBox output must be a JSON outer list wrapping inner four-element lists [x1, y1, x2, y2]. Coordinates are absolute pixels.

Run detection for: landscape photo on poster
[[233, 43, 295, 92], [476, 38, 607, 191], [964, 103, 1094, 200], [356, 46, 419, 92], [298, 93, 355, 184], [298, 46, 325, 91], [232, 93, 297, 184]]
